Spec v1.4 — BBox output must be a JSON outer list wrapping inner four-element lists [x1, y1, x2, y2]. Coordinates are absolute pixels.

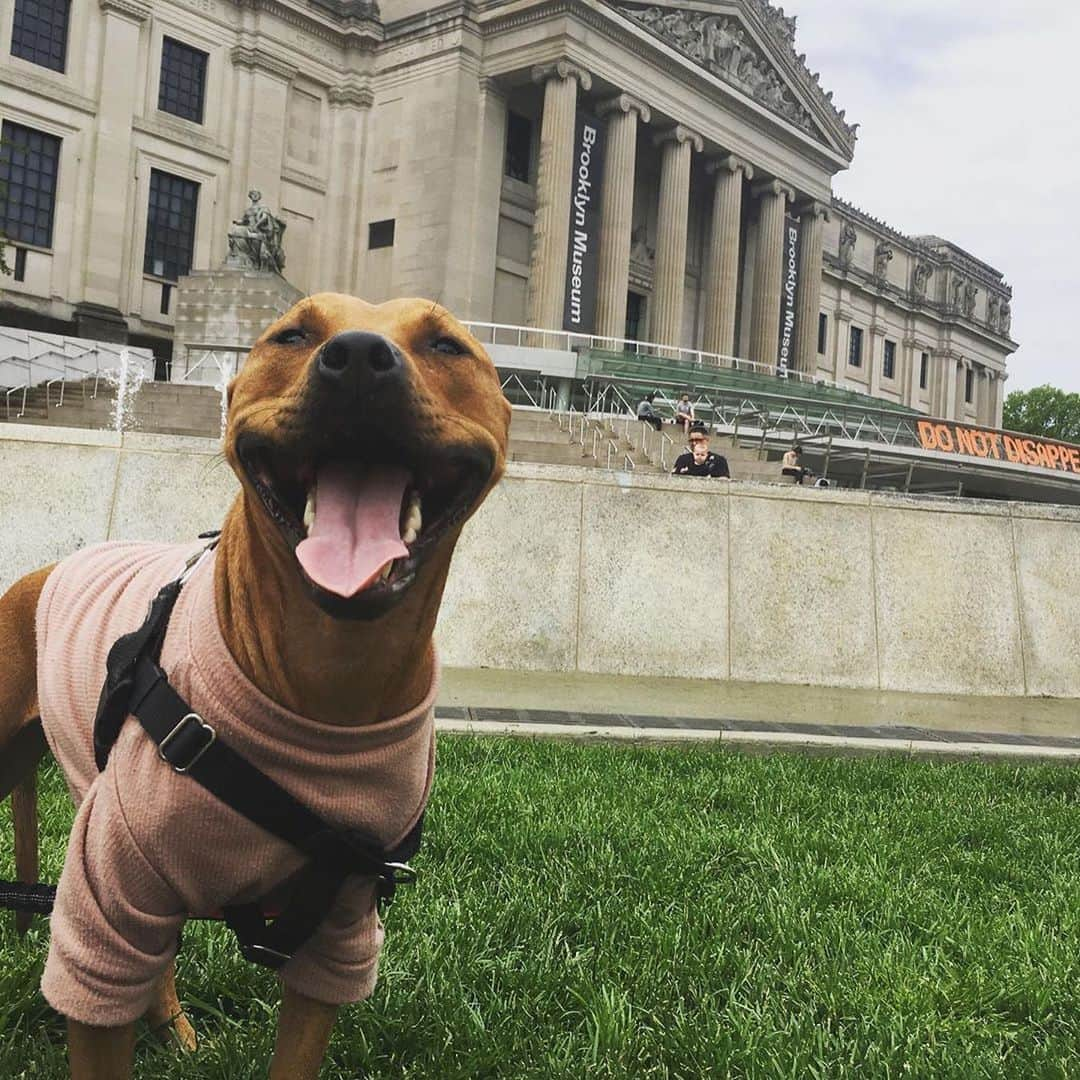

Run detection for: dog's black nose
[[317, 331, 403, 388]]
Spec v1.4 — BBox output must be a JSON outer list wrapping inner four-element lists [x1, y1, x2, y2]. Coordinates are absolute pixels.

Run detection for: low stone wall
[[3, 424, 1079, 700]]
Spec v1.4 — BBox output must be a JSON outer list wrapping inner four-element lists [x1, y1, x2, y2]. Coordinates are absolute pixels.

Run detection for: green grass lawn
[[3, 736, 1080, 1078]]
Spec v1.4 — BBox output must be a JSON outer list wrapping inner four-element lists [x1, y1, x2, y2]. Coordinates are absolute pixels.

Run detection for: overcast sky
[[787, 0, 1079, 394]]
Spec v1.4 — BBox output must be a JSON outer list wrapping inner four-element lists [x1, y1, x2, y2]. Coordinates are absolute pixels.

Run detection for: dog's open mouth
[[236, 436, 491, 614]]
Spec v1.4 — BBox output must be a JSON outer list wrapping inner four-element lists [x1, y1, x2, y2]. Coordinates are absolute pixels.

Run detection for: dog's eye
[[273, 327, 308, 345], [431, 336, 467, 357]]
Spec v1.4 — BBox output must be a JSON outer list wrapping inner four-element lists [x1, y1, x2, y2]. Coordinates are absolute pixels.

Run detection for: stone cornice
[[132, 115, 231, 162], [822, 260, 1018, 354], [230, 44, 296, 82], [249, 0, 382, 50], [531, 60, 592, 90], [0, 64, 97, 117], [98, 0, 151, 22], [706, 153, 753, 180], [597, 92, 651, 123], [328, 78, 374, 107], [653, 124, 703, 151]]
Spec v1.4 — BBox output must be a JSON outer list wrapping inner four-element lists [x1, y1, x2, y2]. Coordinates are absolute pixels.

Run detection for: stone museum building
[[0, 0, 1016, 424]]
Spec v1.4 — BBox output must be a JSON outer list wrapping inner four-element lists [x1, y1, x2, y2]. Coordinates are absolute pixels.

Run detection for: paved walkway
[[436, 668, 1080, 762]]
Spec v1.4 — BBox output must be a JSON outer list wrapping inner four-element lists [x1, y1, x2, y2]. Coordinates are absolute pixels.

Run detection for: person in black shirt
[[672, 429, 730, 479]]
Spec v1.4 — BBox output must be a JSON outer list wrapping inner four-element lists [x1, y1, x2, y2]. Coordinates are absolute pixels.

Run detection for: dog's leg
[[269, 987, 339, 1080], [145, 960, 197, 1051], [0, 567, 53, 934], [67, 1020, 135, 1079]]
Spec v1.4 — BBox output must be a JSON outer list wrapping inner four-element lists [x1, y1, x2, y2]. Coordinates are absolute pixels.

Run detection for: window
[[0, 120, 61, 248], [368, 219, 394, 249], [964, 367, 974, 404], [919, 351, 929, 390], [848, 326, 863, 368], [817, 312, 827, 355], [883, 339, 896, 380], [158, 37, 208, 124], [143, 169, 198, 281], [10, 0, 70, 73], [504, 111, 532, 183]]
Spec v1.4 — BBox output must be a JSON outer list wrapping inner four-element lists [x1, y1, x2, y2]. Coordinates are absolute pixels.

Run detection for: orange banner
[[917, 420, 1080, 474]]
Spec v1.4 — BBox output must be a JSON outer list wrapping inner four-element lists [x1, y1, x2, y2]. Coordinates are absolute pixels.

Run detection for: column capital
[[231, 44, 296, 82], [751, 177, 795, 202], [99, 0, 151, 21], [597, 93, 651, 124], [328, 78, 373, 108], [652, 124, 703, 152], [706, 153, 753, 180], [531, 61, 592, 92], [794, 198, 830, 221]]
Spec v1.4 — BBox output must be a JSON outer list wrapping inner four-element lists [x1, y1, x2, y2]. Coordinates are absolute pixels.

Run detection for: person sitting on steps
[[637, 392, 664, 431], [781, 443, 813, 485]]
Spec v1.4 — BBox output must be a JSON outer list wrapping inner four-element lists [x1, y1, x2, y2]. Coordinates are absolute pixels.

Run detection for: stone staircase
[[1, 384, 784, 482], [6, 378, 224, 437], [509, 408, 780, 482]]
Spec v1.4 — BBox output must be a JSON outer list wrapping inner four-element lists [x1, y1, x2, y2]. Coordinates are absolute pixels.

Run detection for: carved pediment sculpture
[[621, 6, 819, 138], [987, 294, 1000, 328], [999, 299, 1011, 336], [873, 240, 893, 281], [629, 224, 655, 266], [838, 221, 857, 268]]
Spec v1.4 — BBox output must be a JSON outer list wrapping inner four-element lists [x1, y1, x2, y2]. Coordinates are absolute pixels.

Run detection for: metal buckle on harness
[[377, 861, 418, 908], [158, 713, 216, 773]]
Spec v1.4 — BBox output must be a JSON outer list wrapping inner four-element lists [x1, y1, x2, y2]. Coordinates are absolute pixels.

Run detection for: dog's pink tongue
[[296, 463, 410, 597]]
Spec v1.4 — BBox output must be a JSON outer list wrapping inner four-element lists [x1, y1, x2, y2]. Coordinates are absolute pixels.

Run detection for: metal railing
[[0, 329, 155, 423], [464, 319, 845, 391], [175, 343, 250, 436]]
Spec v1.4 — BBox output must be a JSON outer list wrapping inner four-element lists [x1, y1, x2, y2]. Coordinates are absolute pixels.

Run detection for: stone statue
[[999, 299, 1011, 335], [873, 240, 893, 280], [912, 259, 934, 300], [951, 275, 965, 310], [962, 280, 978, 317], [227, 189, 287, 274], [987, 294, 1000, 328], [629, 225, 654, 266], [838, 221, 857, 267]]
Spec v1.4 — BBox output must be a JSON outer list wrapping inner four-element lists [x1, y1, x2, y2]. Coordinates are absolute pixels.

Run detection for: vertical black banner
[[777, 213, 801, 376], [562, 111, 607, 333]]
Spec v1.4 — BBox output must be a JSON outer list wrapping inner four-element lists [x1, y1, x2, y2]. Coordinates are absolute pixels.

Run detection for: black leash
[[1, 535, 423, 970]]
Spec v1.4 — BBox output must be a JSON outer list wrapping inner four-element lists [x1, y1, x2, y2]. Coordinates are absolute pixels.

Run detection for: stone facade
[[0, 0, 1016, 424]]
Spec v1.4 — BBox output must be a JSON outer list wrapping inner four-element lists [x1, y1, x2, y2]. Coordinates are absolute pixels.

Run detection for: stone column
[[651, 125, 703, 351], [702, 154, 753, 357], [992, 373, 1005, 428], [793, 200, 828, 374], [594, 94, 650, 341], [80, 0, 150, 320], [749, 178, 794, 369], [323, 80, 373, 293], [868, 323, 885, 397], [526, 61, 591, 339]]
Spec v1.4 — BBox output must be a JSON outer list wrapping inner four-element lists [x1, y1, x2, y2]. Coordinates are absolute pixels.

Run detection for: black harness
[[4, 538, 423, 970]]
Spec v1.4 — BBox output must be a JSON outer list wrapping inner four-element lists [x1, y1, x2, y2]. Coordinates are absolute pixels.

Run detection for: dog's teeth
[[402, 494, 422, 544], [303, 492, 316, 531], [378, 562, 393, 582]]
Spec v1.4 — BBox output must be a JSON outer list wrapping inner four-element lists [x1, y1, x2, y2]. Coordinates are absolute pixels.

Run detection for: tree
[[1003, 385, 1080, 443]]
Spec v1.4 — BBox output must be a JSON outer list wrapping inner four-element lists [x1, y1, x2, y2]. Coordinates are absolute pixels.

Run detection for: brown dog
[[0, 294, 510, 1078]]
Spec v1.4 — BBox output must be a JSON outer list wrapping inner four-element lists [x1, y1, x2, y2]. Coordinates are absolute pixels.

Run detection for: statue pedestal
[[172, 269, 302, 384]]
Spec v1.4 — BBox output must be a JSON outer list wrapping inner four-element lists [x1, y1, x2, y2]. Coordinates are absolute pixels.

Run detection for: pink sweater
[[35, 541, 436, 1026]]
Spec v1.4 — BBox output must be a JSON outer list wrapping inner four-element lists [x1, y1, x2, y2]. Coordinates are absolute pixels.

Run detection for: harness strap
[[84, 537, 423, 970]]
